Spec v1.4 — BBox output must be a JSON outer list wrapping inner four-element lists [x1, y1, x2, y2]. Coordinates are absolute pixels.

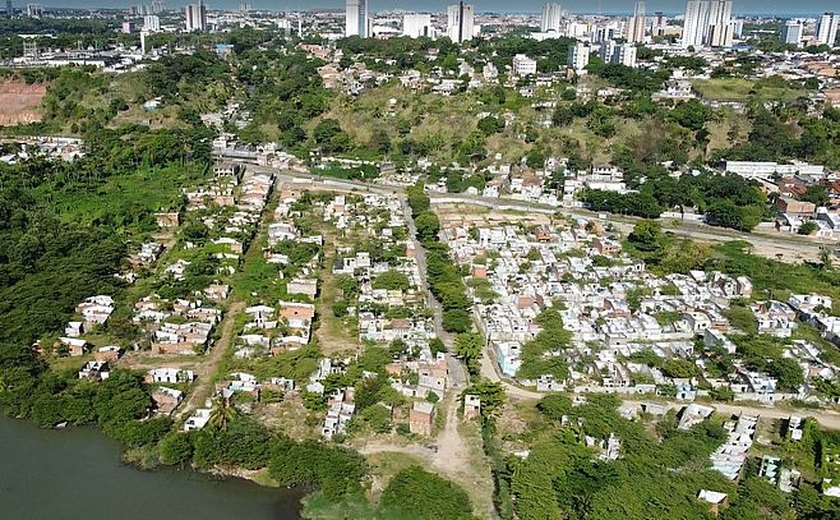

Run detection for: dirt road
[[175, 300, 245, 417]]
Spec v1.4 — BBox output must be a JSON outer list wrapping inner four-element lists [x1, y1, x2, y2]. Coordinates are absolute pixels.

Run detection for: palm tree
[[208, 395, 238, 431]]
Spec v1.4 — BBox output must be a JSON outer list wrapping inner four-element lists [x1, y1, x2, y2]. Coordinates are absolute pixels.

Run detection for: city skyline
[[23, 0, 840, 16]]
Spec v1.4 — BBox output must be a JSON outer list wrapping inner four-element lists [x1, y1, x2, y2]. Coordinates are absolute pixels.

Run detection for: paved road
[[480, 344, 840, 429]]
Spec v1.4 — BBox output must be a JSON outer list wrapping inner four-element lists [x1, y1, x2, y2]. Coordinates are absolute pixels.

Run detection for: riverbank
[[0, 415, 305, 520]]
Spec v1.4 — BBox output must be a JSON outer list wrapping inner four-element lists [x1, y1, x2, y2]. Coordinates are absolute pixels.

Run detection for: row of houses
[[445, 218, 840, 404]]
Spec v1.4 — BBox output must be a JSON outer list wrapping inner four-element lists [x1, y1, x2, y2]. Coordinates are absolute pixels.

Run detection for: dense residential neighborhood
[[3, 1, 840, 519]]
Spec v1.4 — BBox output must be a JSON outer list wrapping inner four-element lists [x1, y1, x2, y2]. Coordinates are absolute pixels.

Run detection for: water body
[[0, 415, 304, 520]]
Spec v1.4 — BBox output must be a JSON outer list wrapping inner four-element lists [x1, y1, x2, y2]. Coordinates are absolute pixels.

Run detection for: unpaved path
[[175, 299, 245, 417]]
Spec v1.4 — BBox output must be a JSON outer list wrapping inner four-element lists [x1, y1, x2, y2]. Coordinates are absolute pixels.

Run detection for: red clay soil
[[0, 82, 46, 125]]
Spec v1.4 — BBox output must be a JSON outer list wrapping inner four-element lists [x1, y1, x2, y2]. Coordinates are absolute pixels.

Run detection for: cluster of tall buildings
[[682, 0, 735, 48], [540, 3, 562, 33], [354, 1, 475, 43], [129, 1, 164, 16]]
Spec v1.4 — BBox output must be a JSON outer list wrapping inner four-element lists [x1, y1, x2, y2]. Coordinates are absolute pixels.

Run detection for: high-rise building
[[817, 13, 839, 47], [345, 0, 368, 38], [512, 54, 537, 76], [599, 40, 616, 62], [567, 42, 590, 73], [653, 11, 667, 37], [707, 0, 733, 47], [615, 43, 637, 67], [733, 19, 744, 38], [5, 0, 12, 16], [447, 2, 475, 44], [600, 40, 637, 68], [682, 0, 708, 48], [25, 3, 41, 17], [540, 3, 562, 33], [781, 20, 803, 47], [682, 0, 733, 48], [625, 1, 646, 43], [150, 0, 164, 14], [403, 13, 434, 38], [144, 14, 160, 32], [185, 0, 207, 32]]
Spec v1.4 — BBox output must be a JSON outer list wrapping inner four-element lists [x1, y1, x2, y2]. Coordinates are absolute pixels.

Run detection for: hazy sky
[[40, 0, 840, 16]]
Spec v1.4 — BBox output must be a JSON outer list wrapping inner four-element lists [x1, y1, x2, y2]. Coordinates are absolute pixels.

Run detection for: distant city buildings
[[345, 0, 369, 38], [185, 0, 207, 32], [652, 11, 667, 37], [816, 13, 839, 46], [25, 3, 41, 18], [682, 0, 734, 48], [402, 13, 434, 38], [447, 1, 475, 44], [143, 14, 160, 32], [540, 2, 562, 33]]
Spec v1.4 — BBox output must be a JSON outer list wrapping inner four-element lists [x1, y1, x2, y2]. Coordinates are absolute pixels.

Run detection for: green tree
[[208, 396, 239, 431], [414, 212, 441, 242], [454, 332, 483, 375], [628, 220, 663, 253], [380, 465, 474, 520], [159, 431, 195, 467]]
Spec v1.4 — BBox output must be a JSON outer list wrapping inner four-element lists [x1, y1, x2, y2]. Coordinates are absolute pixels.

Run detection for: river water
[[0, 416, 304, 519]]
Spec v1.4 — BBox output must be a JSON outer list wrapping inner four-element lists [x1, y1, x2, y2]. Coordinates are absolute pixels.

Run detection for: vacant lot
[[0, 82, 45, 125]]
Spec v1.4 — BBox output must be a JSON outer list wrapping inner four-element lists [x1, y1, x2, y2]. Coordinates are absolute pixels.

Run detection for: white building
[[601, 41, 637, 68], [447, 1, 475, 44], [403, 13, 434, 38], [184, 1, 207, 32], [567, 42, 590, 73], [345, 0, 369, 38], [540, 2, 562, 33], [512, 54, 538, 77], [682, 0, 708, 48], [625, 1, 646, 43], [707, 0, 734, 47], [682, 0, 733, 48], [781, 20, 804, 47], [724, 160, 824, 179], [817, 13, 839, 46], [143, 14, 160, 32]]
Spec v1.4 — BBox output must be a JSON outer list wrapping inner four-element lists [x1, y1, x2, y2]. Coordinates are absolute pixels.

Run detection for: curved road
[[480, 346, 840, 429]]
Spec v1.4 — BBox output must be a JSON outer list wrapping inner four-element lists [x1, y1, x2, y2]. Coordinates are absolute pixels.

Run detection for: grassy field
[[693, 78, 806, 102]]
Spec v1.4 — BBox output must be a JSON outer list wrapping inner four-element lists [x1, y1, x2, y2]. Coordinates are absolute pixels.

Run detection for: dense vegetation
[[583, 169, 767, 231], [380, 465, 476, 520], [503, 393, 789, 520]]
